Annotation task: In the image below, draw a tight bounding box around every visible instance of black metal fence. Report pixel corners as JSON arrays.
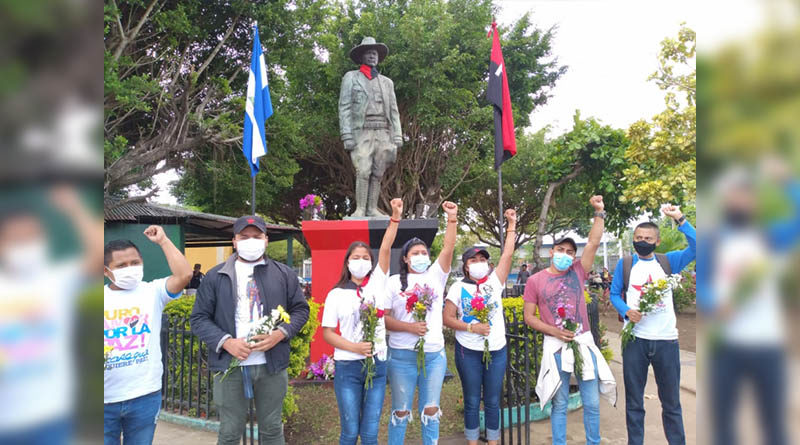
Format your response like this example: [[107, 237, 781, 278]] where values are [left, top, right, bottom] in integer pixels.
[[498, 308, 539, 445], [160, 314, 260, 445]]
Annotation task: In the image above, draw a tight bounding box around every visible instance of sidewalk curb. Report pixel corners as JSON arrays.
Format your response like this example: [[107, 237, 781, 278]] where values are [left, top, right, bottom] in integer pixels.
[[158, 412, 221, 433]]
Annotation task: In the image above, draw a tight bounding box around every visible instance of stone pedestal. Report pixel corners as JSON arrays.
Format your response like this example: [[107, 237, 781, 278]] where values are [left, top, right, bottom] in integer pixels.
[[302, 218, 440, 362]]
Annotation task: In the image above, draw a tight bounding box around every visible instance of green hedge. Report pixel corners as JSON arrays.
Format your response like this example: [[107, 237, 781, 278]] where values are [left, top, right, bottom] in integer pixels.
[[672, 268, 696, 313], [163, 295, 320, 421], [502, 297, 545, 378]]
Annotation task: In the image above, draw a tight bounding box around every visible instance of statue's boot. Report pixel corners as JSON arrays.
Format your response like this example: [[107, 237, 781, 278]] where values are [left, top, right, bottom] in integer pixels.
[[366, 176, 388, 217], [351, 176, 368, 217]]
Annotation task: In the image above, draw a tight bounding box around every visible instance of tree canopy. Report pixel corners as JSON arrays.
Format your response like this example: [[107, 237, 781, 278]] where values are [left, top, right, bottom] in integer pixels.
[[622, 24, 696, 212], [114, 0, 567, 222]]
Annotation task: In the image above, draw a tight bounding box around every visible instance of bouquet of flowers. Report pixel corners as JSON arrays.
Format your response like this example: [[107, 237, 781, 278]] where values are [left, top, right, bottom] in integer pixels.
[[557, 306, 584, 378], [299, 194, 323, 211], [620, 274, 683, 350], [406, 284, 436, 376], [220, 305, 291, 381], [306, 354, 335, 381], [359, 300, 385, 388], [299, 194, 324, 221], [467, 294, 499, 368]]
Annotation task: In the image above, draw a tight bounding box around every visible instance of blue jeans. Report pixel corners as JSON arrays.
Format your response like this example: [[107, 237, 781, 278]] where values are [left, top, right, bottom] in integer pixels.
[[623, 338, 685, 445], [711, 344, 787, 445], [333, 358, 387, 445], [387, 347, 447, 445], [454, 342, 507, 441], [0, 417, 73, 445], [103, 390, 162, 445], [551, 350, 601, 445]]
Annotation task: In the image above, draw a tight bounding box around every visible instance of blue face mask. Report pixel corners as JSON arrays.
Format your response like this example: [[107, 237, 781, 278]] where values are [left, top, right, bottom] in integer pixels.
[[552, 252, 573, 271], [409, 254, 431, 273]]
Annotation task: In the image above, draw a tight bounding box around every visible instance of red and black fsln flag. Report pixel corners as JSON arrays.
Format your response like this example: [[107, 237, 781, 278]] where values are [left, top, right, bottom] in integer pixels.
[[487, 22, 517, 170]]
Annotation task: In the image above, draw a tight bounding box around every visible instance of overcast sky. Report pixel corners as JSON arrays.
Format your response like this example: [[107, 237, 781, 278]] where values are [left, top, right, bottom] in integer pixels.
[[496, 0, 695, 137], [153, 0, 705, 205]]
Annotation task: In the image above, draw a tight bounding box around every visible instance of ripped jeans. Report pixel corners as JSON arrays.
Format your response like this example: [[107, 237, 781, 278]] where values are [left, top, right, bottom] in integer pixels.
[[387, 347, 447, 445]]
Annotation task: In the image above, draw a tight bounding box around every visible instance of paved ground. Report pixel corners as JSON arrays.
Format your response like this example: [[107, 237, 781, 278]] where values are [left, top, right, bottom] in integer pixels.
[[154, 330, 699, 445]]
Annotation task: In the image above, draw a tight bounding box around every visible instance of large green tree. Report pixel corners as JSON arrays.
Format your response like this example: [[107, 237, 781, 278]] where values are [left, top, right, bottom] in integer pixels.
[[104, 0, 331, 206], [171, 0, 566, 223], [462, 113, 638, 270]]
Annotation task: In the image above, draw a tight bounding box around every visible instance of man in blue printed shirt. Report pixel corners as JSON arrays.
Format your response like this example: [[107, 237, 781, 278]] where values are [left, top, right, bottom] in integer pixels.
[[610, 205, 695, 445]]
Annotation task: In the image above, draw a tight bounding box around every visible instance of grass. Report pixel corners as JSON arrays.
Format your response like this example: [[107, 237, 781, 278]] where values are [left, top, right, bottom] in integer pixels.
[[285, 341, 466, 444]]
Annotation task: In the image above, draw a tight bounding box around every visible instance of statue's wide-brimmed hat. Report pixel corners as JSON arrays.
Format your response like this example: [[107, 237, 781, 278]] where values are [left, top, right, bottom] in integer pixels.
[[349, 37, 388, 64]]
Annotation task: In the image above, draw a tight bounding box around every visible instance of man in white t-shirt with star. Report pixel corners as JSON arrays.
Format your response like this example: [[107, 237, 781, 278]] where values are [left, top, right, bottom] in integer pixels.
[[610, 205, 696, 445]]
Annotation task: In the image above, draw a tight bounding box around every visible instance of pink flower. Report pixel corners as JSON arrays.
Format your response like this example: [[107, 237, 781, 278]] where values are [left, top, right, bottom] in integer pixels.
[[557, 306, 566, 318], [471, 296, 485, 311]]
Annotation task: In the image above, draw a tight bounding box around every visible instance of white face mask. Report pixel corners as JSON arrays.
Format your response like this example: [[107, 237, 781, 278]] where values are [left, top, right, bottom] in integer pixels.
[[409, 254, 431, 273], [468, 261, 490, 280], [236, 238, 266, 261], [1, 239, 48, 276], [107, 265, 144, 290], [348, 258, 373, 279]]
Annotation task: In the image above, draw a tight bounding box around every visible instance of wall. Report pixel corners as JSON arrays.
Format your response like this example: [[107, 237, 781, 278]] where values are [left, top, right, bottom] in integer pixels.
[[185, 246, 233, 273], [104, 223, 184, 282]]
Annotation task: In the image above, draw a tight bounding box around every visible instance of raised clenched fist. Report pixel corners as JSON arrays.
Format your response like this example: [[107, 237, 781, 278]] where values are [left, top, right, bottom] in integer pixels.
[[143, 225, 167, 245], [661, 204, 683, 221], [390, 198, 403, 218], [504, 208, 517, 224], [442, 201, 458, 218], [589, 195, 604, 211]]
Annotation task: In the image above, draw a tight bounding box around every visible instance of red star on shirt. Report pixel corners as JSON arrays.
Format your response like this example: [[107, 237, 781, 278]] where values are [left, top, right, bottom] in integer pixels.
[[631, 275, 654, 297]]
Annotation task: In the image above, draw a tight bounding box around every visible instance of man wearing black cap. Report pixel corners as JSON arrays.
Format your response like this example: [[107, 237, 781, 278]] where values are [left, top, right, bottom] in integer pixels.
[[190, 215, 309, 445]]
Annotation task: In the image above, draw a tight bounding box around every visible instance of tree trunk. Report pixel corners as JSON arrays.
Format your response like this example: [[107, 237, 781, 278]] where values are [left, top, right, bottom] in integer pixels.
[[532, 164, 584, 270]]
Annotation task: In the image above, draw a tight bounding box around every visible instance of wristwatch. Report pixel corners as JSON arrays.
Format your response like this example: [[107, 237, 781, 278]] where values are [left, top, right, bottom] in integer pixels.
[[593, 211, 607, 219], [676, 215, 686, 225]]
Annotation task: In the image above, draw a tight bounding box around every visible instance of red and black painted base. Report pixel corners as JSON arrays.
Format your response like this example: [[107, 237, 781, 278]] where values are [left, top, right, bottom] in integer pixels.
[[302, 218, 440, 362]]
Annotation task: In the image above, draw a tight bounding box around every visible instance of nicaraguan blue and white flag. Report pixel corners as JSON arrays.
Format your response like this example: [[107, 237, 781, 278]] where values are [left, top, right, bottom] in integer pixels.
[[242, 26, 273, 177]]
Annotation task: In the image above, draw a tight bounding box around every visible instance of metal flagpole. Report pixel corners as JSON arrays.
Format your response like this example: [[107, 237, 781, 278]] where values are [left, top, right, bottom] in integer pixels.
[[251, 175, 256, 215], [498, 167, 504, 246], [250, 20, 259, 216]]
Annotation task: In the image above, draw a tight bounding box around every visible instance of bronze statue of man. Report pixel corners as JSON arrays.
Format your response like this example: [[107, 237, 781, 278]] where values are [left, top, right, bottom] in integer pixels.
[[339, 37, 402, 218]]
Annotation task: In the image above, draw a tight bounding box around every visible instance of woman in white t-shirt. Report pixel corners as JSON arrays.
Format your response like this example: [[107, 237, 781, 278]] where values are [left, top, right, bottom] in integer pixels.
[[443, 209, 517, 445], [321, 199, 403, 445], [384, 201, 459, 445]]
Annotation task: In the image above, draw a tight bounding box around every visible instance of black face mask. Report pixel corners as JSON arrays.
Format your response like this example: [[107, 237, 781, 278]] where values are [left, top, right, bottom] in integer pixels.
[[725, 209, 752, 228], [633, 241, 657, 256]]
